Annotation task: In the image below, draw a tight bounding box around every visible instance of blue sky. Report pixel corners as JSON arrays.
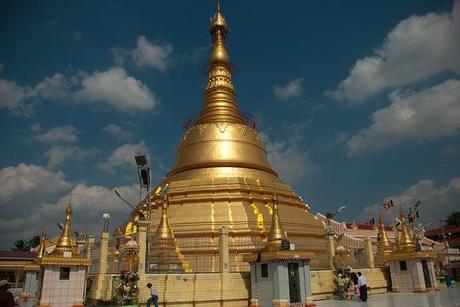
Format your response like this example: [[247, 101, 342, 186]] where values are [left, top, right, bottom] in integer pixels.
[[1, 0, 459, 249]]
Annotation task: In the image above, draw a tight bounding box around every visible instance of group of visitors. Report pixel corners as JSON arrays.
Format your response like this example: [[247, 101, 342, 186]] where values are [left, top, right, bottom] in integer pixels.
[[336, 270, 368, 302]]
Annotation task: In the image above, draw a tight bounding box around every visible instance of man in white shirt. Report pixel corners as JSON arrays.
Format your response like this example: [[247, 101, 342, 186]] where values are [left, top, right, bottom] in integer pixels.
[[146, 283, 159, 307], [357, 272, 367, 301]]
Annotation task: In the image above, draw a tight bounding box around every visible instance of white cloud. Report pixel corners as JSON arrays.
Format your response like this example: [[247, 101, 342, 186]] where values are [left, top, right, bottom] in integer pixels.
[[0, 163, 70, 204], [260, 130, 315, 183], [76, 67, 157, 111], [35, 125, 79, 143], [273, 77, 304, 101], [98, 141, 149, 173], [345, 79, 460, 156], [131, 36, 173, 71], [0, 179, 139, 249], [328, 2, 460, 103], [0, 79, 35, 116], [360, 177, 460, 226], [102, 124, 134, 140], [0, 67, 157, 114], [111, 36, 173, 71], [45, 145, 99, 169]]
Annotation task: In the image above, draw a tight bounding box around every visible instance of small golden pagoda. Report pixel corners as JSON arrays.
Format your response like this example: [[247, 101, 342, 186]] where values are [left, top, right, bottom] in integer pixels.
[[37, 203, 91, 307], [149, 196, 184, 272], [243, 194, 314, 307], [40, 203, 91, 266], [374, 214, 394, 267], [139, 0, 327, 273], [386, 209, 438, 292]]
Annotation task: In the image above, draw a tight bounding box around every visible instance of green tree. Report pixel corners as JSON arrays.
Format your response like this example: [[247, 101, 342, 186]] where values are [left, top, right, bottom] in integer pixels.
[[27, 235, 40, 248], [446, 211, 460, 227], [12, 239, 30, 251]]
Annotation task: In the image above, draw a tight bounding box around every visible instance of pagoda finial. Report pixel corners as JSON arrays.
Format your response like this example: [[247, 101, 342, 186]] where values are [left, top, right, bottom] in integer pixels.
[[398, 208, 416, 252], [266, 191, 287, 251], [155, 195, 175, 242], [377, 214, 393, 256], [196, 1, 245, 125], [52, 197, 76, 255], [37, 227, 47, 259]]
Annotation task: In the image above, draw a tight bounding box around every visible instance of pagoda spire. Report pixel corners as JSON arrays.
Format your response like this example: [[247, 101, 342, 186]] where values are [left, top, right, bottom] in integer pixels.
[[196, 0, 245, 125], [150, 195, 184, 272], [37, 228, 47, 259], [52, 198, 76, 255], [397, 208, 416, 252], [375, 214, 393, 266], [266, 193, 287, 251]]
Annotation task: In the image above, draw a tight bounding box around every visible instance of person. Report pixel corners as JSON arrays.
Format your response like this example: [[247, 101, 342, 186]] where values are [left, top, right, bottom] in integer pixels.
[[337, 273, 346, 300], [350, 272, 360, 299], [444, 271, 453, 288], [357, 272, 367, 302], [146, 283, 159, 307], [0, 280, 14, 307]]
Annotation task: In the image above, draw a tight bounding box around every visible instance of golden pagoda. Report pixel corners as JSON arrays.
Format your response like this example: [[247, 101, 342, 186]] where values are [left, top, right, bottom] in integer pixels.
[[149, 196, 184, 272], [132, 1, 328, 273], [397, 209, 416, 253], [374, 214, 393, 266], [41, 202, 91, 266]]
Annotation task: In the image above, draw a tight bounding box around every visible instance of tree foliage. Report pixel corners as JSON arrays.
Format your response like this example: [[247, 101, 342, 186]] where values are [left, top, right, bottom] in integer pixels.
[[445, 211, 460, 227], [11, 235, 41, 251]]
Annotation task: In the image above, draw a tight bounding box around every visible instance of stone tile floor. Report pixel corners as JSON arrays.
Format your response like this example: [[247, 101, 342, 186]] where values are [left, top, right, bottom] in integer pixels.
[[315, 287, 460, 307], [15, 287, 460, 306]]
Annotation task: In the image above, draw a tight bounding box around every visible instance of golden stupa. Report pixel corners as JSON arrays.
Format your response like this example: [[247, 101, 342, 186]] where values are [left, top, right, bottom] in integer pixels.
[[141, 2, 327, 272]]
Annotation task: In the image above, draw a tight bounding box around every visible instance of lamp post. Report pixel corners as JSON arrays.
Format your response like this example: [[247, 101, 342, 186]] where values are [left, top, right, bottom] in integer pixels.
[[135, 154, 151, 218]]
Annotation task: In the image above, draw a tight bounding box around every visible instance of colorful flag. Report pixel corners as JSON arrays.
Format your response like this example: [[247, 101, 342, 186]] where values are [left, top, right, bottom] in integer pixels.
[[368, 217, 375, 226], [382, 199, 394, 211]]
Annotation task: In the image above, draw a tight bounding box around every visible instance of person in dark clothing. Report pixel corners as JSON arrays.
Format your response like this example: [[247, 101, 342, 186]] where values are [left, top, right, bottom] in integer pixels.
[[357, 272, 368, 302], [0, 280, 14, 307]]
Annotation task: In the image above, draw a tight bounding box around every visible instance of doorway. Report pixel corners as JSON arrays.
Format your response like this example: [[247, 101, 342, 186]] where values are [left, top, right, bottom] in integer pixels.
[[421, 259, 432, 289], [288, 262, 301, 303]]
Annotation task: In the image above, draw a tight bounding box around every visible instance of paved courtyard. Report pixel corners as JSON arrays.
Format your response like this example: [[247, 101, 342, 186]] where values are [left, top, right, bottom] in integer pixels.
[[315, 287, 460, 307], [14, 286, 459, 306]]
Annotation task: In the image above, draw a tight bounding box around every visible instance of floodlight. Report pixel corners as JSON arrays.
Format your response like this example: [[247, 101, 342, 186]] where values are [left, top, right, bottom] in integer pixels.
[[135, 154, 148, 166]]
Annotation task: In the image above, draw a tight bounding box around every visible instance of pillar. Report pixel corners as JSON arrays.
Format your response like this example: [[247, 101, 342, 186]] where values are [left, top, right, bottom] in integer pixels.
[[219, 226, 229, 273], [328, 235, 335, 270], [364, 236, 374, 268], [135, 219, 149, 274], [94, 232, 109, 300]]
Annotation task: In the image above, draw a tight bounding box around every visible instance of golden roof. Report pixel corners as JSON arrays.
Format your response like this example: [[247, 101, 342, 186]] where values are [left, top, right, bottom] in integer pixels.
[[166, 1, 277, 181]]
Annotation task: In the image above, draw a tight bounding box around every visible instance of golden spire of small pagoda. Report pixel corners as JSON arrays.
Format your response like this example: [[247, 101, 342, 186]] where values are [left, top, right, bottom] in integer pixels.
[[52, 198, 76, 255], [150, 195, 184, 271], [37, 228, 47, 259], [196, 0, 245, 125], [266, 193, 287, 251], [155, 195, 175, 243], [377, 214, 393, 257], [397, 208, 416, 252]]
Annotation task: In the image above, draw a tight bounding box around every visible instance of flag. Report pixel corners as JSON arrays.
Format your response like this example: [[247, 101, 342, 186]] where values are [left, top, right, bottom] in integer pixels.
[[368, 217, 375, 226], [382, 199, 394, 211], [408, 207, 414, 223]]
